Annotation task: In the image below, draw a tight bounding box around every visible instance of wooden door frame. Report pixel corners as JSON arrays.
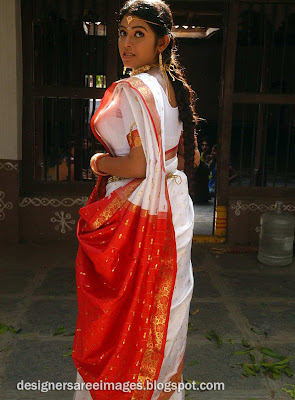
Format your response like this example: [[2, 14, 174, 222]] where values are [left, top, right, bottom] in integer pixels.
[[193, 0, 239, 243]]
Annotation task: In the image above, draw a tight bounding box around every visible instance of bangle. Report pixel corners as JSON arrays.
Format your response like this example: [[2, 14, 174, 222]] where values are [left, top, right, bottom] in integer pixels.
[[90, 153, 110, 176]]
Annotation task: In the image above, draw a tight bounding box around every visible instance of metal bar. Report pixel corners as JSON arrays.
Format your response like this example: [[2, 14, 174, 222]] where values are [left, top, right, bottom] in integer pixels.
[[92, 0, 96, 89], [67, 0, 73, 180], [81, 0, 85, 87], [50, 98, 55, 180], [21, 181, 98, 195], [249, 105, 258, 186], [32, 86, 106, 98], [34, 97, 44, 180], [272, 104, 280, 187], [54, 0, 58, 86], [68, 98, 73, 181], [56, 97, 60, 181], [283, 105, 292, 187], [106, 0, 119, 87], [279, 5, 289, 94], [239, 104, 246, 186], [86, 3, 90, 89], [256, 4, 264, 92], [44, 97, 48, 181], [273, 5, 289, 186], [261, 103, 269, 187], [103, 6, 107, 87], [254, 3, 272, 186]]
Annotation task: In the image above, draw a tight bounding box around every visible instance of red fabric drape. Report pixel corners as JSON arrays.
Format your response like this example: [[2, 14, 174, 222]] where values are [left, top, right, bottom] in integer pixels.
[[72, 77, 178, 400]]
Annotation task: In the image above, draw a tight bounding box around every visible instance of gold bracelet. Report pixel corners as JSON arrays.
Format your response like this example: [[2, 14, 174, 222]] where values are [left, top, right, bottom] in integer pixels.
[[91, 153, 110, 176]]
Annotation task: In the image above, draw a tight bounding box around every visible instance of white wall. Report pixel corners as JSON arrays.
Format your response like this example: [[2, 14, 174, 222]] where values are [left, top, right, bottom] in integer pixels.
[[0, 0, 22, 160]]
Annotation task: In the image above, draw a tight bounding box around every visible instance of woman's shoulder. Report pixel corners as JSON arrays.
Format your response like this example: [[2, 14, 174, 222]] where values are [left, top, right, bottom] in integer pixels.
[[113, 74, 164, 113], [115, 72, 154, 86], [115, 73, 158, 99]]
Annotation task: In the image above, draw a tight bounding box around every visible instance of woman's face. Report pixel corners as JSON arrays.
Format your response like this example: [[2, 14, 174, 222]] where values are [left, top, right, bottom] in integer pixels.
[[118, 14, 159, 69]]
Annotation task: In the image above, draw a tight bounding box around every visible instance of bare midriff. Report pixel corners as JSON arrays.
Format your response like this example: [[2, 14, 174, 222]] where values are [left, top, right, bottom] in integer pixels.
[[165, 145, 180, 162]]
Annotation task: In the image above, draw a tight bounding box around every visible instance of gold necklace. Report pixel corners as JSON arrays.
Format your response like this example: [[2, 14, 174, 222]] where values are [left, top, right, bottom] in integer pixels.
[[130, 63, 159, 77], [130, 63, 173, 107]]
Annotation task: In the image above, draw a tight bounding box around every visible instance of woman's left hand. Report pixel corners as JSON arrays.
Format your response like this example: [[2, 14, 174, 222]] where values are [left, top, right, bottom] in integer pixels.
[[90, 152, 110, 175]]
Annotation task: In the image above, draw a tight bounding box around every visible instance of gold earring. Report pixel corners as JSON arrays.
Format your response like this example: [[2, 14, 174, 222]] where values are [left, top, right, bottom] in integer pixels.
[[123, 66, 127, 75], [159, 52, 165, 77]]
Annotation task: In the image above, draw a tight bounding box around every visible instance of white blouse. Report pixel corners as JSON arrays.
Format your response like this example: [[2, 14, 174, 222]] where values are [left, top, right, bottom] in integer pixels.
[[95, 75, 183, 158]]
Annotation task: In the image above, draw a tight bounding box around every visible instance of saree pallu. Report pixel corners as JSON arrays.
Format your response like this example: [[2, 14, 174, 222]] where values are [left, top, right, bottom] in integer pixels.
[[72, 73, 194, 400]]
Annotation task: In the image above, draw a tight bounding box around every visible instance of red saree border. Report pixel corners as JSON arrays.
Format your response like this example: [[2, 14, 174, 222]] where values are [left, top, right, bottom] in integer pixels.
[[73, 75, 178, 400], [158, 354, 185, 400], [122, 77, 177, 400]]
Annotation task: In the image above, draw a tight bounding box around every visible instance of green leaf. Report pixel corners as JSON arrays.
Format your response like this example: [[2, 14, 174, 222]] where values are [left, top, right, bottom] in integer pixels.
[[0, 324, 8, 335], [62, 351, 72, 357], [184, 378, 202, 385], [249, 353, 256, 363], [252, 364, 261, 373], [209, 330, 223, 347], [281, 388, 295, 398], [63, 332, 75, 336], [261, 358, 294, 369], [272, 368, 281, 379], [53, 325, 66, 336], [250, 327, 259, 334], [8, 326, 22, 334], [206, 334, 213, 341], [264, 331, 268, 338], [187, 361, 199, 366], [275, 357, 294, 365], [242, 364, 256, 376], [260, 347, 284, 359], [188, 323, 196, 331], [232, 348, 255, 355], [281, 384, 295, 398], [283, 366, 293, 377], [242, 338, 250, 347], [226, 338, 234, 344]]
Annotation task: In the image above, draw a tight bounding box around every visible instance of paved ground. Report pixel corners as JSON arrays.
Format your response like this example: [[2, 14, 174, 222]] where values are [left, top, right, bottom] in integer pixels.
[[0, 240, 294, 400]]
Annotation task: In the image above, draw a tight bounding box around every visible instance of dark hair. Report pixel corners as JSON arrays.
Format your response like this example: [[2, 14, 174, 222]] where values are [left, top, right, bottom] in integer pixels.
[[118, 0, 204, 197], [201, 136, 210, 145]]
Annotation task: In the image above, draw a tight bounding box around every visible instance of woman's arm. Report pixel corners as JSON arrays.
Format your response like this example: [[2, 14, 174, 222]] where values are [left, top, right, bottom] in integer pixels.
[[94, 145, 147, 179], [177, 132, 200, 169]]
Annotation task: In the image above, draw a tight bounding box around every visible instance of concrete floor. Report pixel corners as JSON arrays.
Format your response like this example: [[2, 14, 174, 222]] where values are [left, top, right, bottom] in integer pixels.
[[0, 241, 294, 400]]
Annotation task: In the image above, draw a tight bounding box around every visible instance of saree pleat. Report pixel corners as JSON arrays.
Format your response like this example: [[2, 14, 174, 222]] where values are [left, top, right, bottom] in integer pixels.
[[72, 74, 194, 400]]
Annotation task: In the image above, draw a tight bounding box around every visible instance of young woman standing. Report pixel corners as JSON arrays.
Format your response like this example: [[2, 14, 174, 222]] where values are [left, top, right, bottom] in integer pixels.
[[72, 1, 200, 399]]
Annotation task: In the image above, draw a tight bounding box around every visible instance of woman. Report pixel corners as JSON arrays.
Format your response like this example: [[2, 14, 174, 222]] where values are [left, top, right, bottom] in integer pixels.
[[72, 1, 200, 399]]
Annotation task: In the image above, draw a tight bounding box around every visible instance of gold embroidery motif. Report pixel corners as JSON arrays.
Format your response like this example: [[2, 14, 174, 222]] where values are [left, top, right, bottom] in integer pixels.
[[127, 125, 142, 149], [109, 77, 177, 400], [88, 180, 141, 230]]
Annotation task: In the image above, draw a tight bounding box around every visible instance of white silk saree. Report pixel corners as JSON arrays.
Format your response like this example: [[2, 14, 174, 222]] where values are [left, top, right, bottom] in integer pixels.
[[72, 72, 194, 400]]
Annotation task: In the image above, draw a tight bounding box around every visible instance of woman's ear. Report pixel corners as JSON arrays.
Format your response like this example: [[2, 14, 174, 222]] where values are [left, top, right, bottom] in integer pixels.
[[157, 35, 170, 53]]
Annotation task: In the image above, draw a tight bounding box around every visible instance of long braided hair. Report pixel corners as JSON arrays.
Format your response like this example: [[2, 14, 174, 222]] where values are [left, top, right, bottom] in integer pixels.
[[118, 0, 203, 198]]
